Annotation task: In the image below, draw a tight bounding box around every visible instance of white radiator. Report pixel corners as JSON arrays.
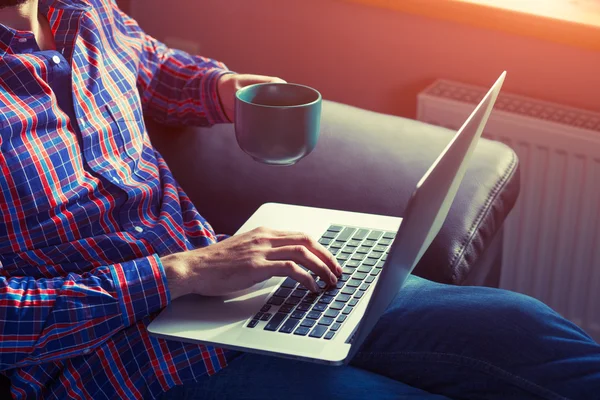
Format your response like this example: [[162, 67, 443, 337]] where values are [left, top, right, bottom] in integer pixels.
[[417, 79, 600, 341]]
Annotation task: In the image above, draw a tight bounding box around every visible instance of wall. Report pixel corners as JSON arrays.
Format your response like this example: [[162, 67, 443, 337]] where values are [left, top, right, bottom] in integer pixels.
[[129, 0, 600, 119]]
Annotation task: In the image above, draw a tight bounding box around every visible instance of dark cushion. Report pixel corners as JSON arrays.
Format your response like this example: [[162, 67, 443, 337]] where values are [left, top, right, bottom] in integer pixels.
[[147, 100, 519, 285]]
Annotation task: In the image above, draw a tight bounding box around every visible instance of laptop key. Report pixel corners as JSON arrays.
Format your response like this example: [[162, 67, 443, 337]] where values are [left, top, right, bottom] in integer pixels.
[[316, 280, 328, 289], [324, 331, 336, 340], [342, 306, 353, 315], [360, 283, 370, 291], [367, 230, 383, 241], [300, 319, 317, 328], [342, 266, 355, 274], [264, 313, 288, 331], [307, 311, 322, 320], [382, 231, 396, 239], [330, 248, 341, 256], [294, 326, 311, 336], [274, 288, 292, 298], [374, 245, 388, 253], [336, 294, 351, 303], [313, 303, 327, 312], [349, 298, 359, 307], [375, 261, 385, 269], [367, 252, 382, 260], [260, 313, 272, 321], [329, 242, 343, 249], [279, 304, 294, 313], [347, 239, 362, 247], [267, 297, 285, 306], [330, 301, 345, 310], [285, 297, 301, 306], [378, 238, 393, 246], [280, 277, 297, 289], [341, 286, 356, 295], [351, 253, 366, 261], [354, 291, 365, 299], [327, 225, 343, 233], [344, 261, 360, 269], [339, 273, 351, 282], [357, 264, 372, 273], [260, 305, 271, 313], [330, 322, 341, 331], [347, 279, 362, 287], [352, 229, 369, 240], [318, 238, 332, 246], [363, 259, 377, 267], [336, 314, 347, 323], [291, 310, 306, 319], [381, 254, 388, 261], [291, 289, 308, 298], [363, 240, 377, 247], [297, 303, 312, 312], [336, 281, 345, 289], [318, 317, 335, 326], [353, 272, 367, 280], [341, 246, 354, 254], [355, 246, 369, 254], [322, 231, 337, 239], [318, 295, 335, 304], [365, 276, 375, 284], [336, 253, 350, 261], [325, 288, 340, 296], [337, 227, 357, 242], [254, 312, 264, 320], [247, 319, 259, 328], [279, 318, 300, 334], [370, 269, 381, 276], [309, 325, 328, 338], [304, 293, 319, 303], [324, 308, 340, 318]]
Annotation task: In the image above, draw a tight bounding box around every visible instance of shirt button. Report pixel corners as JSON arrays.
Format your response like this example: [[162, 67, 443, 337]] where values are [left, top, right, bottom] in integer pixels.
[[83, 348, 91, 355], [52, 55, 61, 64], [134, 226, 144, 233], [18, 38, 27, 43]]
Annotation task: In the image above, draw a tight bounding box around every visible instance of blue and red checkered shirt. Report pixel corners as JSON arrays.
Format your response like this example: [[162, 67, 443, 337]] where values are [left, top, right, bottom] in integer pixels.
[[0, 0, 234, 398]]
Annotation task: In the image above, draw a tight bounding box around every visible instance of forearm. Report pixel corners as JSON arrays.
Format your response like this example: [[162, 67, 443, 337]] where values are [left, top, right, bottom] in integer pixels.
[[136, 37, 234, 126], [0, 255, 168, 370]]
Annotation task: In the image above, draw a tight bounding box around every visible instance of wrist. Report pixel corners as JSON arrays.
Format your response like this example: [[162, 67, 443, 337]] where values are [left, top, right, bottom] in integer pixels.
[[161, 253, 190, 301]]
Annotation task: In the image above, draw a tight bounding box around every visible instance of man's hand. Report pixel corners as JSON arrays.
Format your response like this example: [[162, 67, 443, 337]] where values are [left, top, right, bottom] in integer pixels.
[[161, 227, 342, 300], [217, 74, 286, 122]]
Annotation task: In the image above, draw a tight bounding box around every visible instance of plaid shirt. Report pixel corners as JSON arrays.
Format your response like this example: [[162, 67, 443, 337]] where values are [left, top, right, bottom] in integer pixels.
[[0, 0, 234, 398]]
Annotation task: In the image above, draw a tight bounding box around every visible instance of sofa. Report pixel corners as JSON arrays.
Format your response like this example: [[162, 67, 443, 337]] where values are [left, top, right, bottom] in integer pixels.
[[148, 100, 520, 287], [0, 100, 519, 396]]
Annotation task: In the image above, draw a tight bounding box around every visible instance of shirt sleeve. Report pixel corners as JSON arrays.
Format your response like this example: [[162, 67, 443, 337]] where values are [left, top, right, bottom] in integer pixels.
[[110, 2, 234, 126], [0, 255, 170, 371]]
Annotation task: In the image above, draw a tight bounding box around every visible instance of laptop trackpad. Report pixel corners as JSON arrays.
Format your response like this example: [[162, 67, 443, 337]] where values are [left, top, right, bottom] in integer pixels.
[[156, 280, 275, 337]]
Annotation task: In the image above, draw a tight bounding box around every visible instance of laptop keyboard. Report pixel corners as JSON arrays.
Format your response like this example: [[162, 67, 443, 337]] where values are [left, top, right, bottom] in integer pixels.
[[245, 225, 395, 340]]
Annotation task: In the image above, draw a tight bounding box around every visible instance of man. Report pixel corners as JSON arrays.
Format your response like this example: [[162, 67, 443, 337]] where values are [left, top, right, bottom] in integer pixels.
[[0, 0, 599, 399]]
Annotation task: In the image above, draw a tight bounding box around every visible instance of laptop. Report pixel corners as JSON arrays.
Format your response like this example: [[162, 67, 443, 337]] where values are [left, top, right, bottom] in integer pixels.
[[147, 72, 507, 365]]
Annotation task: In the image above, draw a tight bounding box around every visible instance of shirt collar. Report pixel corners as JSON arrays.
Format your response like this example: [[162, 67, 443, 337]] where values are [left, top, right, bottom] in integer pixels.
[[0, 0, 91, 58]]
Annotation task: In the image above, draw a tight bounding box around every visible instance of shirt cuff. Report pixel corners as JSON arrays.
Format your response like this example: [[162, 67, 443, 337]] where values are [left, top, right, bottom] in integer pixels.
[[202, 68, 236, 125], [110, 254, 171, 328]]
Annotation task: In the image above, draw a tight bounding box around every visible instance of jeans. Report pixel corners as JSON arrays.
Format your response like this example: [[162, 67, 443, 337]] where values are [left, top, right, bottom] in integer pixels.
[[162, 276, 600, 399]]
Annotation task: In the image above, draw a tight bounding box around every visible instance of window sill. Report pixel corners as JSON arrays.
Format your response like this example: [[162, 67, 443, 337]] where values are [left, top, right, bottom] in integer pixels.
[[345, 0, 600, 52]]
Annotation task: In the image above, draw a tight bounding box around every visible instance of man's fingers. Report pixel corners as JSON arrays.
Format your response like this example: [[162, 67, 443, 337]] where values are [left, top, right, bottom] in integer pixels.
[[270, 261, 318, 292], [267, 245, 337, 285], [268, 231, 342, 276]]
